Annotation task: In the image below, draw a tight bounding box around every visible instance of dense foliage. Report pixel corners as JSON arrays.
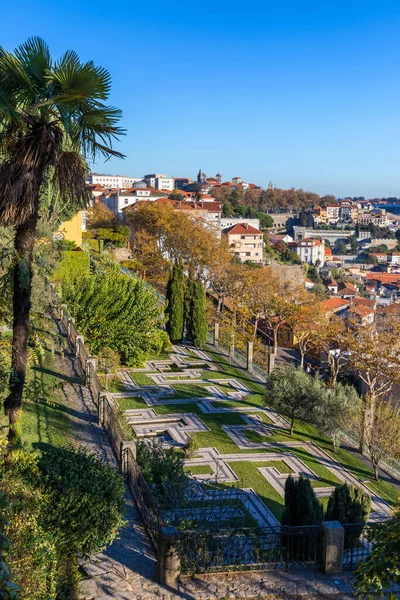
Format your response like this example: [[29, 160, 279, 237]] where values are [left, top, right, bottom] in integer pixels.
[[265, 365, 326, 435], [136, 438, 189, 509], [326, 483, 371, 549], [187, 280, 208, 348], [51, 250, 90, 284], [282, 475, 324, 526], [38, 445, 125, 555], [0, 492, 20, 600], [4, 447, 125, 600], [62, 269, 169, 365], [165, 265, 185, 344], [354, 502, 400, 598]]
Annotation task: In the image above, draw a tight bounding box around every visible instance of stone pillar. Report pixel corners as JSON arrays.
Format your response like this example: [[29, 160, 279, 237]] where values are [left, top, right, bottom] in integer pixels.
[[322, 521, 344, 575], [121, 440, 137, 473], [267, 352, 275, 374], [214, 322, 220, 347], [157, 526, 180, 588], [85, 358, 96, 387], [247, 341, 253, 372], [75, 335, 84, 359]]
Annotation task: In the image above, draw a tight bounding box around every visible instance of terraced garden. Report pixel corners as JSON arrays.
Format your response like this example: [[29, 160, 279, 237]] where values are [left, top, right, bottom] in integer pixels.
[[113, 344, 398, 526]]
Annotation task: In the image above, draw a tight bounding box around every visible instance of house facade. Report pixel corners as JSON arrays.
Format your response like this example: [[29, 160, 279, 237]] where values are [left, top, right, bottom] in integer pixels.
[[222, 223, 264, 264]]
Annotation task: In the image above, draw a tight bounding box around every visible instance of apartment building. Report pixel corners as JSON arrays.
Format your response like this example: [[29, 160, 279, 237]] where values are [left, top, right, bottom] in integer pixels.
[[292, 239, 325, 265], [222, 223, 264, 264], [88, 173, 141, 188]]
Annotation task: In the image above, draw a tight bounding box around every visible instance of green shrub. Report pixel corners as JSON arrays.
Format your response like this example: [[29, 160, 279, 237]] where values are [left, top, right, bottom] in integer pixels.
[[51, 250, 90, 284], [62, 270, 169, 366], [38, 445, 125, 556], [3, 451, 58, 600], [185, 433, 199, 458], [326, 483, 372, 549], [137, 438, 188, 509], [282, 475, 324, 526]]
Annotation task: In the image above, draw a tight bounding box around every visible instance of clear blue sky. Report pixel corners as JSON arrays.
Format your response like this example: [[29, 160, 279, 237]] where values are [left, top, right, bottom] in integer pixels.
[[4, 0, 400, 198]]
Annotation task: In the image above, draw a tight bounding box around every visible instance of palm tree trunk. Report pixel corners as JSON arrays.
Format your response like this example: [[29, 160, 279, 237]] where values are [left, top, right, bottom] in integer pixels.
[[4, 213, 37, 449]]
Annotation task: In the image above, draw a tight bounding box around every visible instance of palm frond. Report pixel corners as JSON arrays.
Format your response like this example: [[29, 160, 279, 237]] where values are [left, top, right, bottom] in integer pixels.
[[49, 52, 112, 101], [14, 37, 51, 87], [52, 150, 91, 209]]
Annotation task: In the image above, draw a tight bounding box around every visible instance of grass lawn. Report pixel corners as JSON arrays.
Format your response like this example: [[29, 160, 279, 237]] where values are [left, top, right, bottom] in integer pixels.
[[98, 374, 126, 393], [184, 464, 214, 475], [117, 396, 148, 411], [0, 344, 72, 450], [171, 383, 210, 399], [130, 372, 157, 386]]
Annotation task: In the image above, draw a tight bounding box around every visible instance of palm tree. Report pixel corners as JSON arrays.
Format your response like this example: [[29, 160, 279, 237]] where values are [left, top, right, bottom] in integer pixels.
[[0, 37, 124, 448]]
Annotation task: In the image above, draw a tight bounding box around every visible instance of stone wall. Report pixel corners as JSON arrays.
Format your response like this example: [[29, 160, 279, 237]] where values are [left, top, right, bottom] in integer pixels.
[[270, 261, 305, 290]]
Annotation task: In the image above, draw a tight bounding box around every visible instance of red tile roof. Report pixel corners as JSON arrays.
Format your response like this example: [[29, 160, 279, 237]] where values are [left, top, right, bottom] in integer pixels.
[[222, 223, 263, 235], [320, 297, 349, 311]]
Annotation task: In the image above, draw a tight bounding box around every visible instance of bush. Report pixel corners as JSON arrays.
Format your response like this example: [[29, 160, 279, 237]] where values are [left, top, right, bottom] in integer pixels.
[[3, 451, 58, 600], [185, 433, 199, 458], [38, 445, 125, 555], [165, 265, 185, 344], [282, 475, 324, 526], [51, 250, 90, 284], [136, 438, 188, 509], [62, 270, 169, 366], [326, 483, 371, 549]]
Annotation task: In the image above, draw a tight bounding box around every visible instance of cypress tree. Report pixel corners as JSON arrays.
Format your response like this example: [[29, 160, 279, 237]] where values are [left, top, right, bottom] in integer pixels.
[[326, 483, 371, 548], [184, 272, 195, 339], [188, 280, 208, 348], [282, 475, 324, 526], [165, 265, 185, 343]]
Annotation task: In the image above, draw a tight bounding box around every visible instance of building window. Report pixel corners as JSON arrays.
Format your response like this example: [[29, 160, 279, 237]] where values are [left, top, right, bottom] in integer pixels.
[[124, 199, 129, 205]]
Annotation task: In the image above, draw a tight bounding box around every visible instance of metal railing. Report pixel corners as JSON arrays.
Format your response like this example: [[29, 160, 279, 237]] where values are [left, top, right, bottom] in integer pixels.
[[180, 525, 323, 574], [342, 522, 383, 570], [125, 446, 166, 546]]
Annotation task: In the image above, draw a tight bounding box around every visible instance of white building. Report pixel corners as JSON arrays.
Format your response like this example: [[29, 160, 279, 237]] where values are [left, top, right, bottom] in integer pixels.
[[220, 217, 260, 230], [88, 173, 142, 189], [292, 239, 325, 265], [101, 189, 168, 216], [144, 173, 175, 191]]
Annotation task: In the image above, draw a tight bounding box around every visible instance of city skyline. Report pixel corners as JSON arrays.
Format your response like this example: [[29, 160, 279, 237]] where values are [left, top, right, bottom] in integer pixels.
[[4, 0, 400, 197]]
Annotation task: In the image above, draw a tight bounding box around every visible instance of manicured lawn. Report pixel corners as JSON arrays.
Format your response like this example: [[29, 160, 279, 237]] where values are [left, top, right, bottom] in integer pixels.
[[98, 374, 126, 393], [117, 396, 148, 411], [116, 343, 400, 518], [130, 372, 157, 386], [171, 384, 210, 399], [184, 464, 214, 475]]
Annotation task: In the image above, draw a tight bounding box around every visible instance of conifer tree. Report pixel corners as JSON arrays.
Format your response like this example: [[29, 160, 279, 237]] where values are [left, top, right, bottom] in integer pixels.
[[188, 280, 208, 348], [326, 483, 371, 548], [165, 265, 185, 343], [282, 475, 324, 526], [184, 271, 195, 339]]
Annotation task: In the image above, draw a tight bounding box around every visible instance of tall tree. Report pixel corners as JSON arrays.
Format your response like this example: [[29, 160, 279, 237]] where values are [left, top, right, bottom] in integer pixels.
[[0, 38, 124, 447], [346, 317, 400, 453], [165, 265, 185, 344], [282, 475, 324, 526], [265, 365, 325, 435], [188, 280, 208, 348], [314, 382, 360, 452], [363, 400, 400, 481]]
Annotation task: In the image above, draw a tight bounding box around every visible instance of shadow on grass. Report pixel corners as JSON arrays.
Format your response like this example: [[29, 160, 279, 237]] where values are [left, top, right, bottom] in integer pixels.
[[32, 365, 83, 385]]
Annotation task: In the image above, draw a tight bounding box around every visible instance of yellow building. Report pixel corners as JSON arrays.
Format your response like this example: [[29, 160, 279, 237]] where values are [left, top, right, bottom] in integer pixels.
[[55, 211, 85, 246]]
